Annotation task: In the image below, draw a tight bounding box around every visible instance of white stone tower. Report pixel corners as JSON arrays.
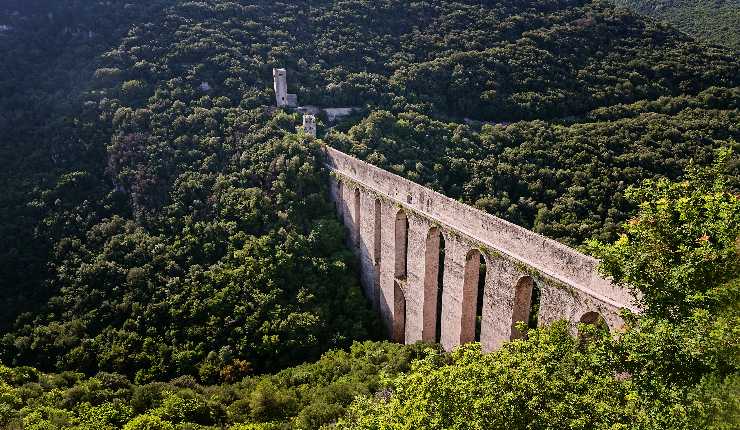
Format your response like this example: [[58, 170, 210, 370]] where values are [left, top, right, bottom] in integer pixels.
[[303, 114, 317, 137], [273, 68, 298, 107], [273, 68, 288, 107]]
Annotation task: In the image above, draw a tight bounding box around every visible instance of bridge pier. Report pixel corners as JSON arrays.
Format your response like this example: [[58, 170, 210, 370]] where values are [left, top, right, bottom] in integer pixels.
[[400, 215, 431, 343], [439, 236, 473, 350], [478, 255, 532, 351]]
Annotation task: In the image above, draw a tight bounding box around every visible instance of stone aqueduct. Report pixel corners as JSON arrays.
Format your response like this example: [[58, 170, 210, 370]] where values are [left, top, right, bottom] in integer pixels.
[[323, 145, 638, 351]]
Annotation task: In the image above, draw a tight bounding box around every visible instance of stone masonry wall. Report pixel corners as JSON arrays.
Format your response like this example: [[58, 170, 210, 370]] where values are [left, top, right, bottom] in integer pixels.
[[324, 145, 638, 351]]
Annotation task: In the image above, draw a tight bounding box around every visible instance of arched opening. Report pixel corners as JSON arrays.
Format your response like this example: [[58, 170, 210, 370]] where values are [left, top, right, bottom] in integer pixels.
[[510, 276, 534, 340], [435, 233, 446, 343], [423, 227, 441, 342], [578, 311, 609, 340], [474, 254, 487, 342], [528, 282, 541, 330], [394, 210, 408, 279], [460, 249, 481, 344], [393, 281, 406, 343], [373, 199, 382, 264], [353, 188, 361, 248], [336, 181, 343, 216]]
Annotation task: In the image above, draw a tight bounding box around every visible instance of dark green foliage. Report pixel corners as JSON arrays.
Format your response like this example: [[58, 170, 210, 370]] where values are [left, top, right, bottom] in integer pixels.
[[612, 0, 740, 50], [589, 148, 740, 319], [2, 119, 381, 381], [0, 341, 432, 429]]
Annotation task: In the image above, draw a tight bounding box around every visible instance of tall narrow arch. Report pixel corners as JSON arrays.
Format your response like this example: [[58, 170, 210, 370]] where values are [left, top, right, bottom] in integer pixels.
[[393, 281, 406, 343], [528, 282, 541, 330], [353, 188, 361, 247], [422, 227, 441, 342], [435, 233, 446, 343], [460, 249, 481, 344], [474, 254, 486, 342], [394, 210, 408, 279], [510, 276, 534, 340], [373, 199, 382, 264]]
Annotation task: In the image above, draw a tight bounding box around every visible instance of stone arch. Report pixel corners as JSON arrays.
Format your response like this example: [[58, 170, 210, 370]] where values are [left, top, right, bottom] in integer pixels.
[[435, 231, 446, 343], [578, 311, 610, 342], [422, 227, 441, 342], [353, 187, 361, 247], [474, 253, 487, 342], [460, 249, 482, 344], [394, 210, 409, 279], [373, 199, 382, 264], [579, 311, 609, 331], [510, 276, 534, 340], [393, 280, 406, 343]]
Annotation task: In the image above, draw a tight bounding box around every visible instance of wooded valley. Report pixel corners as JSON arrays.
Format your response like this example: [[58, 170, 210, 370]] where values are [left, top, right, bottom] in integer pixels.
[[0, 1, 737, 428]]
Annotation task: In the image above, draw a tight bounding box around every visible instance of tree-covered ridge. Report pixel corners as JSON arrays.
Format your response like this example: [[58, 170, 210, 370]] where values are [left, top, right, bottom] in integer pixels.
[[93, 0, 739, 122], [0, 0, 737, 422], [0, 1, 738, 429], [0, 0, 174, 332], [3, 110, 380, 383], [612, 0, 740, 50]]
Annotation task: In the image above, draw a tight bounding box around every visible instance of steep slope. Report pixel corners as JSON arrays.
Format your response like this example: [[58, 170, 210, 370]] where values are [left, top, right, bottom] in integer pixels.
[[611, 0, 740, 50], [0, 1, 738, 429], [0, 0, 737, 388]]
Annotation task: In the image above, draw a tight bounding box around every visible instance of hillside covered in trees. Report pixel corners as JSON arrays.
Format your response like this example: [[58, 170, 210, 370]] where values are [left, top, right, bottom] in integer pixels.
[[612, 0, 740, 50], [0, 0, 738, 429]]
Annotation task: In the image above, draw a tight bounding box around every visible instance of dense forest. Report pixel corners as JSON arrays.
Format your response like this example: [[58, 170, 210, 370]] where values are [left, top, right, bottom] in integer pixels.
[[612, 0, 740, 50], [0, 0, 738, 428]]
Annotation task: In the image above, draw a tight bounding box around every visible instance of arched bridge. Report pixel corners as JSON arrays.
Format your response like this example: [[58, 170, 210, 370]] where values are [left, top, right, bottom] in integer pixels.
[[324, 145, 638, 351]]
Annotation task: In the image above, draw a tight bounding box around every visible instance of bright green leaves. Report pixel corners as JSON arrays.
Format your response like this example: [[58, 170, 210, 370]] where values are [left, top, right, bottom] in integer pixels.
[[590, 148, 740, 320], [0, 341, 428, 429], [337, 325, 644, 430]]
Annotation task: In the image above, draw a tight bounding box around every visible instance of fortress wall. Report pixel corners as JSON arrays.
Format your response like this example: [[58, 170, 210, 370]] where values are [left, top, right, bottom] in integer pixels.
[[323, 146, 637, 313]]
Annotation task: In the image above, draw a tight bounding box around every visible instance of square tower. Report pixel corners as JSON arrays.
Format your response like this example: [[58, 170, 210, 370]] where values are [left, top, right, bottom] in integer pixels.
[[273, 68, 289, 107]]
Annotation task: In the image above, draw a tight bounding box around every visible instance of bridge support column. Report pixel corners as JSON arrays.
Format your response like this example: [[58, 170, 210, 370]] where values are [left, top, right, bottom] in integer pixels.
[[400, 216, 433, 343], [479, 256, 532, 352], [377, 199, 400, 338], [357, 189, 381, 311], [440, 236, 473, 351]]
